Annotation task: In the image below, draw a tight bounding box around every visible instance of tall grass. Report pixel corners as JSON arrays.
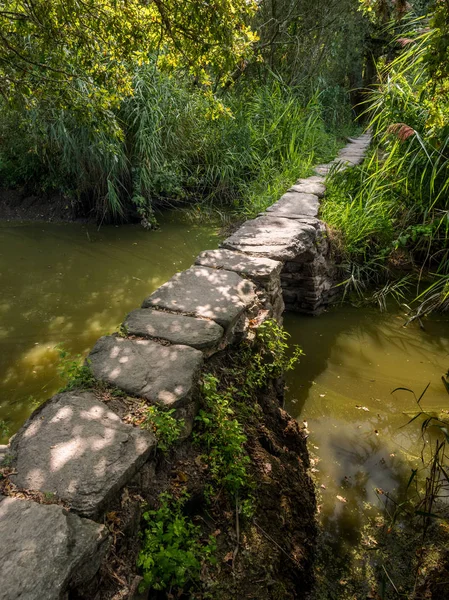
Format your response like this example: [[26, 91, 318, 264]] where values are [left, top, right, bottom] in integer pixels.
[[0, 65, 355, 223], [321, 17, 449, 314]]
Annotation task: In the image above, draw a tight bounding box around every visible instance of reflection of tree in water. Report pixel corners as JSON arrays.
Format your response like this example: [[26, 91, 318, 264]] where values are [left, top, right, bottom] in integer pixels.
[[0, 218, 219, 439]]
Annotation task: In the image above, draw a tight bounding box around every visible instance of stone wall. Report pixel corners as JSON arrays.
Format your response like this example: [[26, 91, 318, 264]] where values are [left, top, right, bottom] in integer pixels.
[[0, 134, 370, 600]]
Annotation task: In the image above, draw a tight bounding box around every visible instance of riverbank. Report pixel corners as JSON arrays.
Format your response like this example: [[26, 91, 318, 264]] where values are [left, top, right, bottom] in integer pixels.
[[0, 134, 368, 599], [70, 372, 317, 600], [0, 188, 80, 222]]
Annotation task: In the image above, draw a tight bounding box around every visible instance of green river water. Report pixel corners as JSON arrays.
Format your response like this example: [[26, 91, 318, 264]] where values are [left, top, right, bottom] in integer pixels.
[[284, 306, 449, 584], [0, 215, 220, 441], [1, 218, 449, 589]]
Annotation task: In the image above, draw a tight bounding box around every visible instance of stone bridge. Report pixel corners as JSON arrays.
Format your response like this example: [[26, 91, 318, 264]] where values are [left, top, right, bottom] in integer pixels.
[[0, 134, 371, 600]]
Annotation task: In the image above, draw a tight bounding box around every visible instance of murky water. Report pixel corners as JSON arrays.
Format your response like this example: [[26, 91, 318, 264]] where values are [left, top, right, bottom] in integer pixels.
[[284, 305, 449, 557], [0, 215, 220, 442]]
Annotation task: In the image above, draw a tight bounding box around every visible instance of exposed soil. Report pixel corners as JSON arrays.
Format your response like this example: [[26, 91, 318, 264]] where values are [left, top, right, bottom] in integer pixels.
[[72, 378, 317, 600], [0, 187, 80, 222]]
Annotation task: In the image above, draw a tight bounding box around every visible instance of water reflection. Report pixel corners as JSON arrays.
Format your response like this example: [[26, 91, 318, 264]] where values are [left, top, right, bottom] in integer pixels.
[[0, 215, 220, 440], [284, 305, 449, 552]]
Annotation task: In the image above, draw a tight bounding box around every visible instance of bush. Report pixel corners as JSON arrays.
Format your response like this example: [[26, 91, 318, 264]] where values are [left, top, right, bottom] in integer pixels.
[[137, 491, 216, 592], [0, 67, 354, 222]]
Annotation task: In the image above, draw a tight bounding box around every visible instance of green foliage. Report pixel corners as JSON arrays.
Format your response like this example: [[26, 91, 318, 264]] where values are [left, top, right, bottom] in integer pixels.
[[137, 491, 216, 593], [195, 375, 251, 496], [0, 71, 354, 221], [245, 319, 304, 388], [141, 406, 184, 453], [195, 320, 302, 502], [0, 0, 257, 109], [56, 348, 97, 392], [321, 9, 449, 312], [0, 420, 9, 442]]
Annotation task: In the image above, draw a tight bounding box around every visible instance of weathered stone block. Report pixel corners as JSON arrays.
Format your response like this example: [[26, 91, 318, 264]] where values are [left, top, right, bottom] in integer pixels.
[[124, 309, 224, 353], [266, 191, 320, 218], [10, 391, 156, 518], [142, 266, 256, 330], [195, 249, 282, 289], [314, 164, 333, 176], [296, 176, 325, 185], [222, 216, 317, 262], [288, 182, 326, 197], [0, 445, 8, 466], [89, 336, 203, 408], [0, 496, 109, 600]]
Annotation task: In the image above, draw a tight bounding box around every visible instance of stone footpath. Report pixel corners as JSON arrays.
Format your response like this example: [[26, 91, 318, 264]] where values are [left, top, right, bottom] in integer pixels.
[[0, 133, 370, 600]]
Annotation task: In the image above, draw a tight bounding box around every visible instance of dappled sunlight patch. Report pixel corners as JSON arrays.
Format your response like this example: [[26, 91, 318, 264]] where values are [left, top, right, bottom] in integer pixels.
[[89, 335, 203, 408], [48, 315, 75, 334], [9, 391, 156, 518], [142, 266, 256, 329]]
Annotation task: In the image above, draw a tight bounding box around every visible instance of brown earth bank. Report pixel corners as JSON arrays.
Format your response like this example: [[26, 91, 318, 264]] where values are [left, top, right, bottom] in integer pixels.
[[0, 187, 80, 222], [72, 378, 317, 600]]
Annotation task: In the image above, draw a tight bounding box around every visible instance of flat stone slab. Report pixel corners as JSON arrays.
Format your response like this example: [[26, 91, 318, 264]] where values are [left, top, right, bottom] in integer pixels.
[[195, 249, 282, 288], [314, 164, 333, 176], [124, 308, 224, 351], [334, 155, 364, 165], [296, 176, 325, 184], [142, 266, 256, 329], [89, 336, 203, 408], [338, 149, 365, 158], [288, 182, 326, 197], [348, 135, 371, 145], [0, 445, 8, 466], [266, 191, 320, 218], [10, 391, 156, 518], [0, 496, 108, 600], [222, 215, 317, 262]]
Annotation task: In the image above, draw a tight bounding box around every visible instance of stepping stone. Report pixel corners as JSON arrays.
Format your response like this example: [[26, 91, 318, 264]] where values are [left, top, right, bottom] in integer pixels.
[[124, 309, 224, 351], [296, 176, 325, 184], [10, 391, 156, 518], [89, 336, 203, 408], [195, 249, 282, 290], [0, 496, 109, 600], [288, 182, 326, 197], [222, 215, 317, 262], [266, 192, 320, 218], [142, 266, 256, 330], [334, 155, 364, 165], [314, 164, 333, 176], [0, 445, 8, 466], [339, 147, 366, 155]]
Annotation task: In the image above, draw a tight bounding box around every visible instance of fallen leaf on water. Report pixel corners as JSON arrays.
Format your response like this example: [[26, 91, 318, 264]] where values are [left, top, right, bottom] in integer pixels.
[[336, 495, 347, 503]]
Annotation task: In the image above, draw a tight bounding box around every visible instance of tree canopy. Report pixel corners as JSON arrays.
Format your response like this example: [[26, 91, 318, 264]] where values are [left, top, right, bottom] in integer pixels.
[[0, 0, 258, 110]]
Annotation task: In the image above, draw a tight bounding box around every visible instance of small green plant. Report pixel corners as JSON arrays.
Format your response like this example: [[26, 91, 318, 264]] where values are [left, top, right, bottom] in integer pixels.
[[195, 374, 251, 496], [116, 323, 129, 338], [142, 406, 184, 452], [56, 347, 97, 392], [137, 491, 216, 592], [0, 420, 9, 441], [250, 319, 304, 386], [228, 320, 303, 400]]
